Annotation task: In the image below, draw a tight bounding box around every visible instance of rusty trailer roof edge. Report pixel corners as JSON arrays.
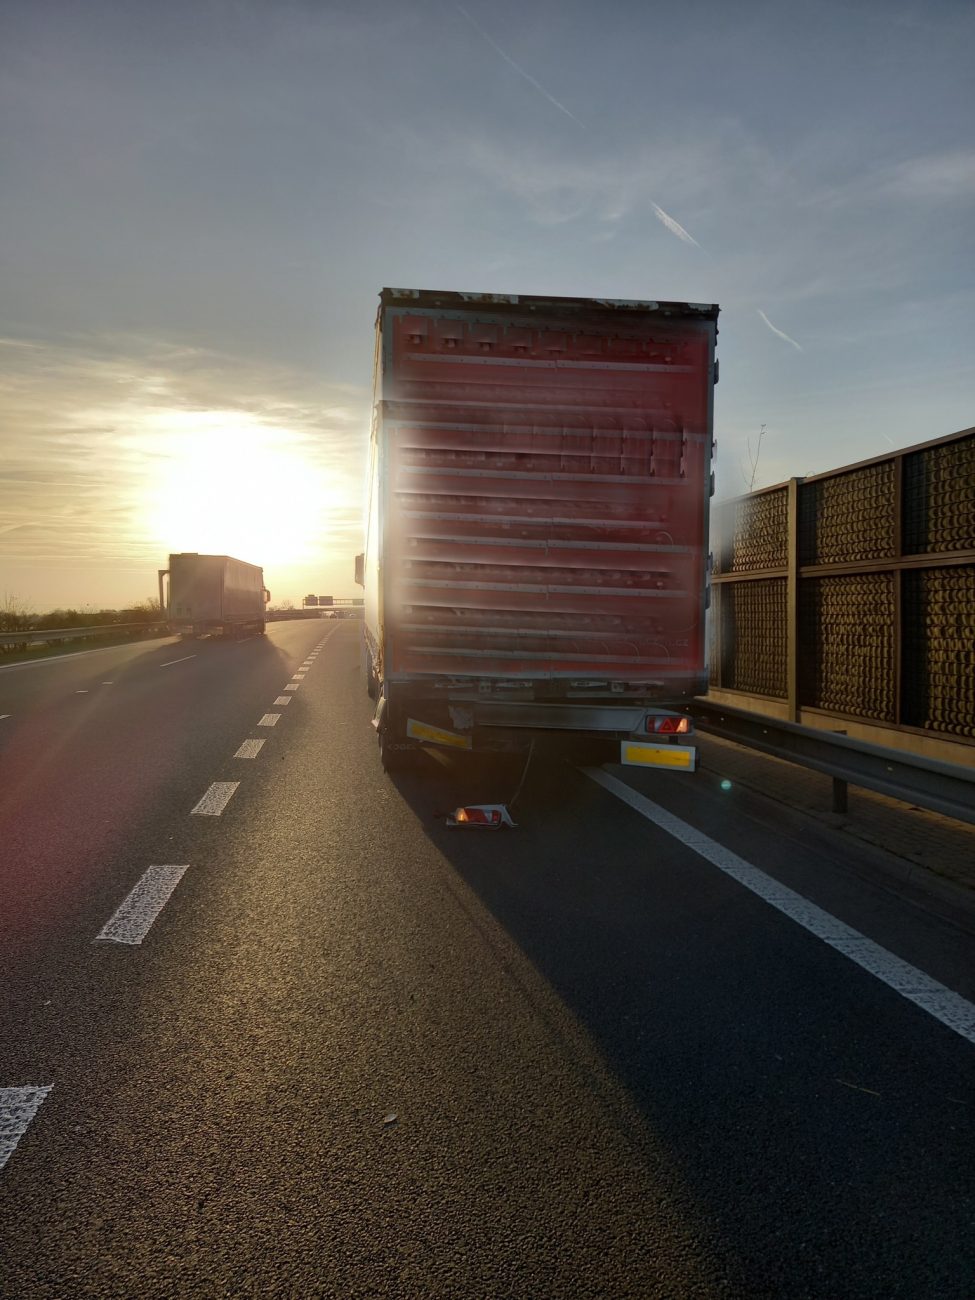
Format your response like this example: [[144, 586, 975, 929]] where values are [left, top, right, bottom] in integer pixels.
[[380, 287, 719, 320]]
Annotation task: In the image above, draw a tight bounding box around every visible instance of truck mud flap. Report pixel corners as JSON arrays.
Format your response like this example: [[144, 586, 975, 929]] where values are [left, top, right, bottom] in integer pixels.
[[620, 741, 697, 771], [406, 718, 472, 751]]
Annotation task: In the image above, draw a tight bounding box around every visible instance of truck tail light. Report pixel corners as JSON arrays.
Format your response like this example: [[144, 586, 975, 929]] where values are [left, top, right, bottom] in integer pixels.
[[644, 714, 691, 735]]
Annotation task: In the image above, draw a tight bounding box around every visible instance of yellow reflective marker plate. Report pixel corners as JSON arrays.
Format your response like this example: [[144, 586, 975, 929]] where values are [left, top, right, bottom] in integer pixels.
[[407, 718, 472, 750], [621, 742, 696, 771]]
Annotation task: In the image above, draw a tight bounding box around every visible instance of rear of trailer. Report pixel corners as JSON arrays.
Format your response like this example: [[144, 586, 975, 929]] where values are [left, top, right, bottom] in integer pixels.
[[363, 289, 719, 771], [160, 553, 269, 638]]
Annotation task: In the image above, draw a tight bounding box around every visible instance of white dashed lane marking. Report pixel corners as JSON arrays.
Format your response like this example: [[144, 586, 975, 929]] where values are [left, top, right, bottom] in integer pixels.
[[191, 782, 240, 816], [159, 655, 197, 668], [585, 768, 975, 1047], [258, 713, 280, 727], [0, 1086, 52, 1173], [274, 696, 291, 705], [94, 865, 189, 944], [234, 739, 266, 758], [75, 690, 88, 694], [284, 684, 299, 692], [0, 714, 10, 720]]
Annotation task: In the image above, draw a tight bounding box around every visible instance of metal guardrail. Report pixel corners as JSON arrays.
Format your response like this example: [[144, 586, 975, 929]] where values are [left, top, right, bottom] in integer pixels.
[[0, 623, 167, 647], [691, 700, 975, 828]]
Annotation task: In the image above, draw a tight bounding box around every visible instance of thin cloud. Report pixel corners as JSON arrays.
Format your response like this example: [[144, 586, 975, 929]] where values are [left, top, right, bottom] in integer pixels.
[[0, 337, 41, 351], [757, 309, 803, 352], [803, 149, 975, 211], [457, 135, 719, 243], [649, 202, 700, 247], [456, 5, 586, 129], [883, 150, 975, 199]]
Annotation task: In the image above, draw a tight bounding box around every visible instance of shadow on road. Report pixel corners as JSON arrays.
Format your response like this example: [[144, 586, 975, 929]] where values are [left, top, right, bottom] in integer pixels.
[[383, 743, 975, 1297]]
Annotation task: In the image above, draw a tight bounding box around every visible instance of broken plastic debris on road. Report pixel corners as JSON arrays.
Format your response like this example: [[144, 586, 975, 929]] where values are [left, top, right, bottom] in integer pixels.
[[445, 804, 517, 830]]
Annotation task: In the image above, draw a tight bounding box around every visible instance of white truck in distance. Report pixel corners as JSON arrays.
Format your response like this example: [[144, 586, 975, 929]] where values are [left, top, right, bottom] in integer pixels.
[[159, 553, 270, 638]]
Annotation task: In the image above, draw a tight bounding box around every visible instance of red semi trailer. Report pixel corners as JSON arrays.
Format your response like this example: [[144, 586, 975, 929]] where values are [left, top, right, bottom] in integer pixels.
[[361, 288, 719, 772]]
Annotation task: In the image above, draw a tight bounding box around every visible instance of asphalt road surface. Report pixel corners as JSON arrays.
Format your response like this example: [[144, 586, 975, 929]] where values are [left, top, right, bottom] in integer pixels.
[[1, 621, 973, 1298]]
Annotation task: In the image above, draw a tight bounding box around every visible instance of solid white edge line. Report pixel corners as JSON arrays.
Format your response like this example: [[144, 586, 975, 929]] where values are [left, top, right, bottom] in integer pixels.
[[0, 1086, 53, 1172], [190, 782, 240, 816], [234, 739, 266, 758], [94, 864, 190, 944], [257, 713, 280, 726], [583, 767, 975, 1047], [0, 639, 173, 673], [159, 655, 197, 668]]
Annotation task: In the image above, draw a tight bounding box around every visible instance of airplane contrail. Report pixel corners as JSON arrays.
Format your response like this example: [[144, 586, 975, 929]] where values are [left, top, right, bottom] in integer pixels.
[[456, 5, 586, 129], [649, 202, 699, 247], [757, 309, 803, 352]]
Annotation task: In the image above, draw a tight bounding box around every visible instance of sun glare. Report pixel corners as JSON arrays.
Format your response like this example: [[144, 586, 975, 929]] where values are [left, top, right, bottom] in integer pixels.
[[144, 411, 341, 568]]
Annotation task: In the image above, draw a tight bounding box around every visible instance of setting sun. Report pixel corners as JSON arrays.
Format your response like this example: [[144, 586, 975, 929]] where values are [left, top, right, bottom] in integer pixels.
[[142, 409, 348, 570]]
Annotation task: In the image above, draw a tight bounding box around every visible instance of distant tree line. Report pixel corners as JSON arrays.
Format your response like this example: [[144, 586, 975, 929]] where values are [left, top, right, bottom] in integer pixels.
[[0, 594, 162, 633]]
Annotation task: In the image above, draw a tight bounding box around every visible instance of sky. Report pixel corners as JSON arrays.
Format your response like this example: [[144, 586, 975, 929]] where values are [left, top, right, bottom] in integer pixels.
[[1, 0, 972, 611]]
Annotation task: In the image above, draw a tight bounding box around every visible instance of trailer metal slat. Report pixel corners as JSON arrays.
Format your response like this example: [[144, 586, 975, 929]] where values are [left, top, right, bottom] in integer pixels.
[[407, 647, 674, 664], [400, 510, 675, 530], [401, 579, 686, 597], [398, 621, 663, 638], [396, 464, 686, 486], [402, 534, 691, 554], [404, 351, 695, 374], [389, 422, 705, 444]]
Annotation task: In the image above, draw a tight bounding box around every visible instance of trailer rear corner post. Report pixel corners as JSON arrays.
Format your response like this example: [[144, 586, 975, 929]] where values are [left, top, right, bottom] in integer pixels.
[[157, 569, 169, 628]]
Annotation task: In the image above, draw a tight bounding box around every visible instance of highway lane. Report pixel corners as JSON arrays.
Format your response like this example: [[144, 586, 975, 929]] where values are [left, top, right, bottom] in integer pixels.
[[0, 620, 333, 980], [0, 635, 180, 715], [1, 620, 973, 1297]]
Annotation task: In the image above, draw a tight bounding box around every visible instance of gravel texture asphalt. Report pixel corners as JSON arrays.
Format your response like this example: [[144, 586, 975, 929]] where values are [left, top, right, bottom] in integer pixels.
[[1, 621, 973, 1298]]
